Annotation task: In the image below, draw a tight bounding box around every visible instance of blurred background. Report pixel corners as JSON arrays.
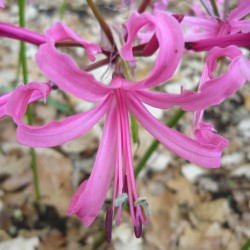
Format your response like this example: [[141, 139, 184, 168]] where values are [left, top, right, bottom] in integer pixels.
[[0, 1, 250, 249]]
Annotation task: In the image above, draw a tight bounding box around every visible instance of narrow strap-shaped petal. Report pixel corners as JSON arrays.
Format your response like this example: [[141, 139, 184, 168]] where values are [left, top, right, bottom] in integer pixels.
[[127, 93, 228, 168], [121, 10, 183, 89], [35, 23, 111, 103], [228, 0, 250, 21], [135, 89, 197, 111], [185, 32, 250, 51], [6, 82, 111, 147], [67, 95, 118, 227], [6, 82, 51, 123], [45, 22, 101, 61], [230, 20, 250, 34], [182, 16, 218, 42], [0, 92, 12, 119], [0, 82, 51, 119], [136, 46, 249, 111], [239, 55, 250, 82]]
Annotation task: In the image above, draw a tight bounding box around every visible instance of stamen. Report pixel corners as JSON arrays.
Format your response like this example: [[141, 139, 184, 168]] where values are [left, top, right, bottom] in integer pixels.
[[134, 197, 152, 216], [105, 208, 113, 243], [134, 216, 142, 238], [122, 174, 128, 193], [114, 193, 128, 207]]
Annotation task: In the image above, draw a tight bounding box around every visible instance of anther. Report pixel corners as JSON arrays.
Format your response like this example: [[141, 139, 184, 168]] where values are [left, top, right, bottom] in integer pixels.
[[134, 216, 142, 238], [105, 208, 113, 243], [114, 193, 128, 207], [122, 175, 128, 193], [134, 196, 152, 216]]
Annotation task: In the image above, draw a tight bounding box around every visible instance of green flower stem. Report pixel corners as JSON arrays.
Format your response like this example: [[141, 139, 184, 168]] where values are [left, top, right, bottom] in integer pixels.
[[93, 230, 105, 249], [240, 239, 250, 250], [209, 0, 220, 17], [135, 109, 185, 177], [19, 0, 41, 201], [59, 0, 67, 20], [86, 0, 116, 50]]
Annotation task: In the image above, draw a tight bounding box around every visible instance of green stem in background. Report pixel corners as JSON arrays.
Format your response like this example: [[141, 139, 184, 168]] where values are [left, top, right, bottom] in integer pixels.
[[18, 0, 41, 201], [93, 230, 105, 249], [86, 0, 116, 50], [209, 0, 220, 17], [240, 239, 250, 250], [200, 0, 215, 17], [59, 0, 67, 20], [135, 109, 185, 177]]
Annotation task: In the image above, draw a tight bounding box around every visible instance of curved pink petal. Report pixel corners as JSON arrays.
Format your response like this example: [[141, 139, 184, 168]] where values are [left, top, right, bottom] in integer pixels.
[[239, 55, 250, 82], [205, 46, 241, 77], [127, 94, 228, 168], [230, 20, 250, 34], [35, 22, 111, 103], [6, 82, 111, 147], [135, 89, 197, 111], [182, 16, 218, 42], [121, 10, 183, 89], [194, 122, 226, 147], [136, 46, 248, 111], [0, 92, 12, 118], [228, 0, 250, 21], [0, 82, 51, 119], [67, 96, 118, 227], [45, 22, 101, 61], [6, 82, 51, 123]]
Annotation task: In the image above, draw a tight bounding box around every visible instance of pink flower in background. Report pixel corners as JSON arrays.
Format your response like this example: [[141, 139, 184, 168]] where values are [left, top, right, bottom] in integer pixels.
[[2, 8, 249, 241], [0, 0, 4, 8], [182, 0, 250, 42]]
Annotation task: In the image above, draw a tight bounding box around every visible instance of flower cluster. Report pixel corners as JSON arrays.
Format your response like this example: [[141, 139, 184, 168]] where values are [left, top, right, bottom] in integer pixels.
[[0, 0, 249, 242]]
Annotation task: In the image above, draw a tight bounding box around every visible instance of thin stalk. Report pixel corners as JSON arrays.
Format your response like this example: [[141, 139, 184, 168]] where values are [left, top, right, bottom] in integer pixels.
[[138, 0, 151, 13], [200, 0, 216, 17], [240, 239, 250, 250], [93, 230, 105, 249], [86, 0, 116, 50], [83, 57, 110, 72], [209, 0, 220, 17], [59, 0, 67, 20], [135, 109, 185, 177], [19, 0, 41, 201]]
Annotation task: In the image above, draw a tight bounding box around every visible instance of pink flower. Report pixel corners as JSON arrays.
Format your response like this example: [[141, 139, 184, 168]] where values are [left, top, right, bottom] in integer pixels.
[[0, 0, 4, 8], [3, 10, 249, 240], [182, 0, 250, 42]]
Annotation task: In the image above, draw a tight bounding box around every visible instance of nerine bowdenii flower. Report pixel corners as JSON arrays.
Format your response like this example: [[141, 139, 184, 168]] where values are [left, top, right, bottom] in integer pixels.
[[1, 10, 250, 240]]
